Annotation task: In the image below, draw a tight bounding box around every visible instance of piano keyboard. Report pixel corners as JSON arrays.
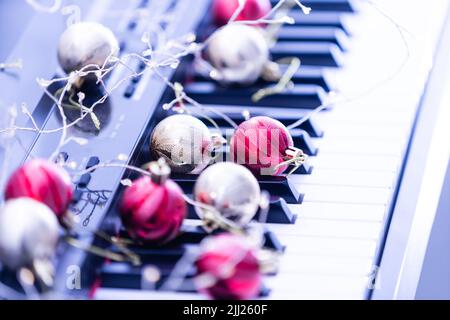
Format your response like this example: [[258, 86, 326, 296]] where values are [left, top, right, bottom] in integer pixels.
[[1, 0, 449, 300]]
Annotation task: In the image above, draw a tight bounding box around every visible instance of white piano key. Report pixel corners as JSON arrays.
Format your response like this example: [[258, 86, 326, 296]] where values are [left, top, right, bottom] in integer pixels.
[[313, 138, 406, 156], [317, 108, 415, 126], [279, 255, 373, 276], [265, 274, 369, 299], [290, 169, 396, 188], [280, 236, 378, 258], [267, 291, 365, 300], [308, 154, 400, 172], [95, 289, 205, 300], [322, 124, 410, 140], [298, 185, 391, 205], [267, 219, 383, 240], [287, 202, 386, 222]]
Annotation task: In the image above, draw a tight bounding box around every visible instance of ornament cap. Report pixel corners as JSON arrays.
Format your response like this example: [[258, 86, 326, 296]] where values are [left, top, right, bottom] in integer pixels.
[[210, 133, 227, 150], [284, 147, 307, 165], [148, 158, 171, 184]]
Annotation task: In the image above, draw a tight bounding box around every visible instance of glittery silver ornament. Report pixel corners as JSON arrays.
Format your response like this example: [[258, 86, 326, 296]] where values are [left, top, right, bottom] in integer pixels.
[[57, 22, 119, 76], [150, 115, 224, 174], [0, 198, 59, 285], [205, 24, 271, 86], [194, 162, 261, 229]]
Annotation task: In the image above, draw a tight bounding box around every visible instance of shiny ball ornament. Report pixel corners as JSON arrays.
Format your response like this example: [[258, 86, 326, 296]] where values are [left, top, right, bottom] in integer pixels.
[[230, 116, 305, 175], [206, 24, 270, 86], [195, 233, 262, 300], [194, 162, 261, 228], [5, 159, 74, 221], [57, 22, 119, 76], [212, 0, 272, 26], [120, 160, 187, 244], [0, 198, 59, 272], [150, 115, 222, 174]]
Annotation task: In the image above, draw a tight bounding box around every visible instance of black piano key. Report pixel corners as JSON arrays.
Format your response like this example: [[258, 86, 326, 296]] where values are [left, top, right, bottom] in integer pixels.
[[264, 230, 286, 253], [175, 225, 208, 244], [184, 82, 326, 109], [277, 26, 349, 51], [100, 264, 139, 288], [100, 261, 271, 296], [295, 114, 324, 137], [194, 66, 332, 91], [187, 195, 296, 224], [260, 285, 271, 297], [272, 0, 356, 12], [182, 104, 324, 137], [99, 262, 197, 290], [100, 229, 282, 290], [172, 173, 302, 204], [287, 68, 332, 90], [255, 197, 297, 224], [119, 225, 205, 247], [119, 247, 186, 266], [261, 66, 331, 91], [271, 42, 343, 67], [257, 176, 304, 204], [291, 130, 318, 156], [290, 161, 313, 174], [218, 146, 311, 176], [290, 12, 351, 34]]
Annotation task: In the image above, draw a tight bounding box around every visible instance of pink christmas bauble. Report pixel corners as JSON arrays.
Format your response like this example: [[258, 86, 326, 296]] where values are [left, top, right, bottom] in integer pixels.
[[195, 233, 261, 300], [230, 116, 294, 175], [212, 0, 272, 26], [4, 159, 74, 220], [119, 175, 186, 244]]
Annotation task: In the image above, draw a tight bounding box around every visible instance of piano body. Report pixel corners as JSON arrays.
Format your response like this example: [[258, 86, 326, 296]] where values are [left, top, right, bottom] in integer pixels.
[[1, 0, 450, 300]]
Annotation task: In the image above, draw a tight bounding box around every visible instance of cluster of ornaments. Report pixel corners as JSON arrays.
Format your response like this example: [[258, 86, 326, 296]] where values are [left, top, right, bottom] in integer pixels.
[[150, 114, 304, 176], [118, 158, 267, 299], [0, 159, 75, 287], [0, 0, 300, 300], [119, 159, 265, 239]]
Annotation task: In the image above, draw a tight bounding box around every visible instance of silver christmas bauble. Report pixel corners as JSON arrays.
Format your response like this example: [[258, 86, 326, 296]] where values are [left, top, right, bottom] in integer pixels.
[[150, 115, 219, 174], [57, 22, 119, 75], [194, 162, 261, 227], [0, 198, 59, 271], [206, 24, 269, 85]]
